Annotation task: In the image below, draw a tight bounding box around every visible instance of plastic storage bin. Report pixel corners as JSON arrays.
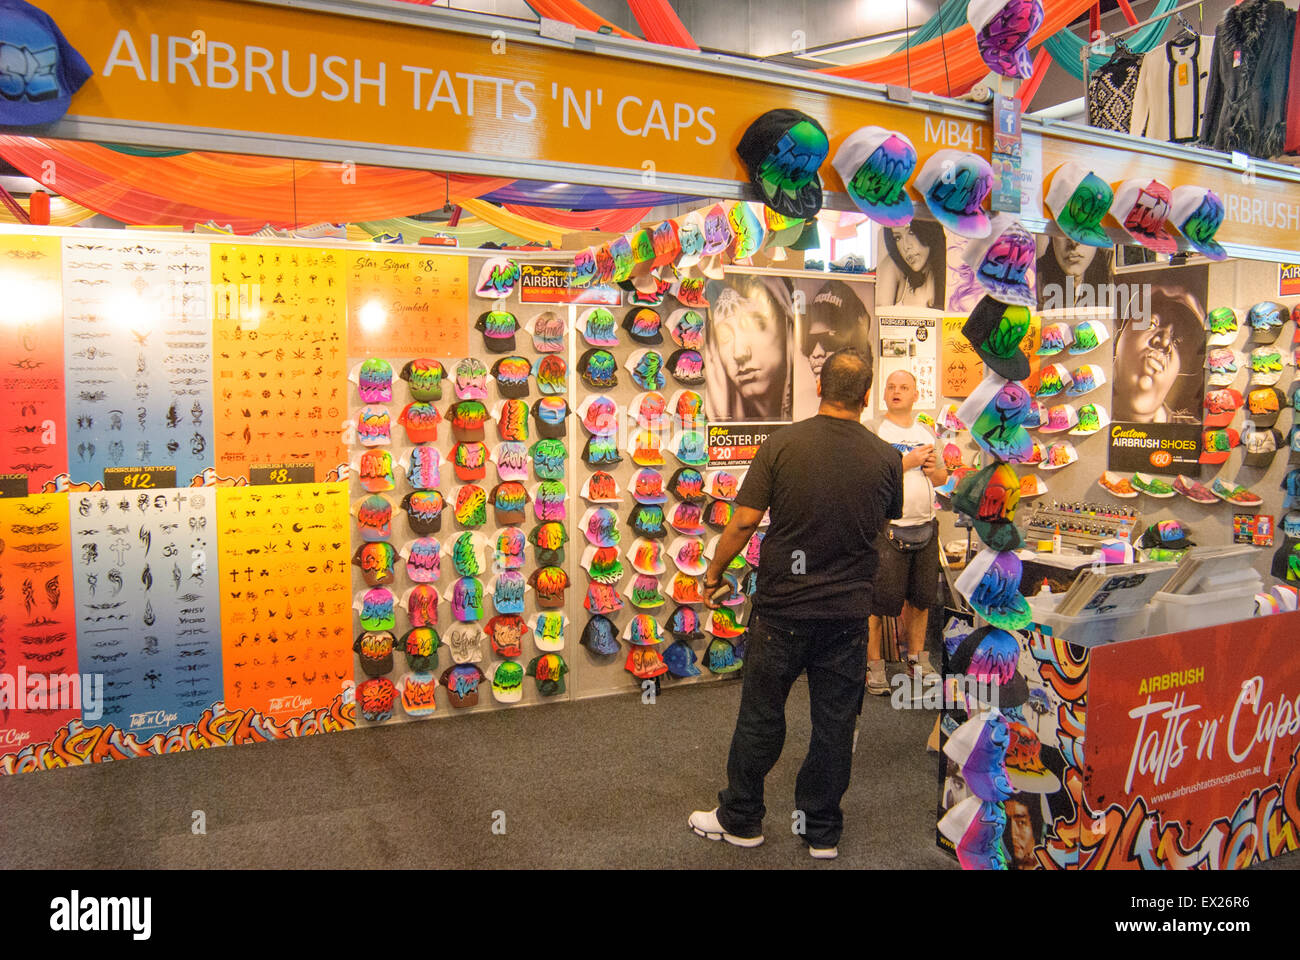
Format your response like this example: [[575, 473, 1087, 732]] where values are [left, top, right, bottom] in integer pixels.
[[1028, 607, 1151, 648], [1149, 576, 1261, 635]]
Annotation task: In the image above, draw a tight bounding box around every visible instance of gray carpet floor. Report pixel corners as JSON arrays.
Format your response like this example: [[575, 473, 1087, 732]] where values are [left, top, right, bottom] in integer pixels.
[[3, 673, 1296, 870], [0, 672, 957, 870]]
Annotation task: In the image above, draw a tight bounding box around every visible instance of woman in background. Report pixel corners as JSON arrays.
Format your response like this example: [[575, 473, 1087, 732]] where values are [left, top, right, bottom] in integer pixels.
[[876, 219, 946, 310]]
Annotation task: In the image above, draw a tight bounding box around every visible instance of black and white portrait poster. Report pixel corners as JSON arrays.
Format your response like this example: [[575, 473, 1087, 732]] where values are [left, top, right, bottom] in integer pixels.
[[1107, 263, 1209, 475], [875, 221, 948, 311], [704, 274, 797, 422], [791, 276, 875, 420], [1035, 235, 1117, 313]]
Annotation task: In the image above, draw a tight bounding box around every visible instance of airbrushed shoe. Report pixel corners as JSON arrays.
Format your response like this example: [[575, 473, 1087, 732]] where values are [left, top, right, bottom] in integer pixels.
[[1131, 473, 1176, 498], [1173, 474, 1218, 504], [1099, 471, 1138, 498], [1210, 477, 1263, 507]]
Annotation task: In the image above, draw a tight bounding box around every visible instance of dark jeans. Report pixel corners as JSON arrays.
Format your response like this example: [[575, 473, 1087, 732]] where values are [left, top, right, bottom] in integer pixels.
[[716, 614, 869, 848]]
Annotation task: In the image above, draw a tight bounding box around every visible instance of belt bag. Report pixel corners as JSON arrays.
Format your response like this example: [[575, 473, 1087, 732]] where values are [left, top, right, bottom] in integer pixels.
[[887, 520, 935, 552]]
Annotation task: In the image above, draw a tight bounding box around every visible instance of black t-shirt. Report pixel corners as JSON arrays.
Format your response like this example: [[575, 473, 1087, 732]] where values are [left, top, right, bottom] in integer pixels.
[[736, 415, 903, 623]]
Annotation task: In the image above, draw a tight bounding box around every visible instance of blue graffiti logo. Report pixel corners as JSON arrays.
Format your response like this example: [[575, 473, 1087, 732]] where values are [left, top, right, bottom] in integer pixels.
[[0, 42, 59, 102]]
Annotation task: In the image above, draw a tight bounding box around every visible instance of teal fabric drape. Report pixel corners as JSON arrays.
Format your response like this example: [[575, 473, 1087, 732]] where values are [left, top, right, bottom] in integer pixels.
[[1042, 0, 1181, 79]]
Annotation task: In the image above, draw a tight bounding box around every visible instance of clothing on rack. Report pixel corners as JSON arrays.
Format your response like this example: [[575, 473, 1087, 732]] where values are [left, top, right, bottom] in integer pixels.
[[1286, 6, 1300, 154], [1088, 49, 1144, 133], [1200, 0, 1296, 160], [1130, 34, 1213, 143]]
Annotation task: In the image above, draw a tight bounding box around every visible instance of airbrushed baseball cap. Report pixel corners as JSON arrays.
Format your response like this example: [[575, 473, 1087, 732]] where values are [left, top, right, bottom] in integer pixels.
[[533, 354, 567, 396], [1199, 428, 1240, 464], [453, 357, 489, 401], [968, 0, 1046, 79], [1169, 186, 1227, 261], [400, 358, 446, 402], [530, 521, 568, 566], [736, 109, 830, 219], [533, 611, 567, 652], [1246, 385, 1287, 428], [357, 357, 393, 403], [402, 537, 442, 584], [578, 349, 619, 391], [1038, 403, 1078, 434], [1138, 519, 1195, 551], [1043, 162, 1114, 248], [356, 406, 391, 447], [626, 645, 671, 679], [962, 214, 1036, 307], [1247, 301, 1288, 344], [1250, 346, 1285, 386], [476, 256, 520, 298], [1207, 307, 1239, 347], [951, 462, 1023, 552], [580, 470, 621, 504], [581, 506, 621, 548], [1070, 402, 1110, 436], [1068, 320, 1110, 356], [353, 540, 398, 587], [581, 614, 621, 655], [1243, 427, 1286, 467], [1040, 440, 1078, 470], [532, 397, 569, 439], [628, 537, 667, 576], [831, 126, 917, 226], [528, 311, 567, 353], [579, 306, 619, 347], [914, 149, 993, 238], [668, 466, 707, 502], [583, 580, 624, 616], [704, 637, 744, 673], [666, 308, 706, 351], [1109, 178, 1177, 254], [727, 199, 768, 260], [626, 349, 667, 391], [953, 548, 1032, 631], [449, 441, 487, 483], [663, 640, 702, 678], [947, 625, 1029, 709], [1036, 322, 1071, 356], [402, 626, 441, 671], [962, 296, 1031, 382], [358, 586, 398, 632], [957, 374, 1036, 465], [628, 502, 668, 540], [357, 676, 398, 721], [453, 484, 487, 527], [401, 490, 444, 535], [358, 449, 396, 493], [1066, 364, 1105, 398], [622, 306, 664, 346], [668, 605, 704, 641], [623, 613, 667, 646], [356, 494, 393, 542], [667, 348, 705, 385], [490, 355, 532, 399], [1203, 388, 1244, 428], [631, 467, 667, 504], [1206, 347, 1241, 387], [1033, 363, 1073, 398], [495, 526, 526, 571], [629, 391, 668, 427], [582, 545, 625, 585]]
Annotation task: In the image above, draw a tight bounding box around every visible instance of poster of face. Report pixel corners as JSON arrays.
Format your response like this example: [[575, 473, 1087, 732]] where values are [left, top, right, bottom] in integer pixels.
[[791, 276, 875, 420], [1112, 264, 1208, 425], [704, 274, 796, 422], [1035, 236, 1116, 312], [875, 222, 947, 311]]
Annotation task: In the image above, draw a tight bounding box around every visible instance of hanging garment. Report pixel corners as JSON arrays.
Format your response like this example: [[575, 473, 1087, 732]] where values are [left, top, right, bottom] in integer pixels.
[[1088, 53, 1143, 132], [1286, 7, 1300, 154], [1201, 0, 1296, 159], [1130, 35, 1214, 143]]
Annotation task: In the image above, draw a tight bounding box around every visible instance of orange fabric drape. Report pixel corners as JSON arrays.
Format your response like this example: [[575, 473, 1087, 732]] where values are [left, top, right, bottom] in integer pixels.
[[628, 0, 700, 50], [818, 0, 1096, 94], [502, 204, 652, 233], [0, 138, 512, 231]]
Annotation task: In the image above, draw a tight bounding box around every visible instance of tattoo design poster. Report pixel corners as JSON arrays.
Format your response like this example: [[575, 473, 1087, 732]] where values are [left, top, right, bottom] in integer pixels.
[[62, 238, 214, 486], [940, 314, 1043, 399], [69, 491, 222, 736], [211, 244, 348, 482], [217, 483, 352, 721], [0, 235, 66, 492], [877, 313, 938, 412], [346, 251, 468, 357], [0, 494, 81, 749]]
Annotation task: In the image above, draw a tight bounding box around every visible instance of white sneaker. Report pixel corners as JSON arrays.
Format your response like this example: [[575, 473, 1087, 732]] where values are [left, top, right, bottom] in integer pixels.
[[688, 808, 764, 848], [808, 844, 839, 860], [908, 652, 940, 685]]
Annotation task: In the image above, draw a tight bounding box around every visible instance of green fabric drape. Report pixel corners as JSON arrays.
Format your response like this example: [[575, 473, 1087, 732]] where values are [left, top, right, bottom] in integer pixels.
[[1042, 0, 1182, 79]]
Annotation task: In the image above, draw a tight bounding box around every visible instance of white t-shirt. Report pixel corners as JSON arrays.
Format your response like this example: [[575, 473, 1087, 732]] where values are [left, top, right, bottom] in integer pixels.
[[867, 416, 936, 525]]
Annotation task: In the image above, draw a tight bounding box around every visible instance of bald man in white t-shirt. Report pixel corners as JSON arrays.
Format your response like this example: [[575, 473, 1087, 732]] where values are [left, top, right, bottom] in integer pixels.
[[863, 370, 947, 694]]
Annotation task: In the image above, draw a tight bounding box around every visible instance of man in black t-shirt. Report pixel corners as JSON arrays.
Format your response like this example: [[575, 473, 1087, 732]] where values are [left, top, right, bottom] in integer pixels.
[[689, 349, 903, 860]]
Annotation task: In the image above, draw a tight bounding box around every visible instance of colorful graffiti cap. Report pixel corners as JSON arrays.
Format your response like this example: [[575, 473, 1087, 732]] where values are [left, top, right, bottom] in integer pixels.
[[401, 490, 444, 535], [580, 470, 621, 504], [353, 541, 398, 587], [628, 537, 667, 576], [490, 660, 525, 704], [962, 296, 1031, 382], [1206, 347, 1240, 387], [663, 640, 702, 678], [1066, 364, 1105, 398], [579, 306, 619, 347], [533, 354, 567, 396], [475, 257, 520, 298], [1037, 403, 1078, 434], [1108, 178, 1177, 254], [954, 548, 1032, 631], [631, 467, 667, 505], [358, 449, 396, 492], [969, 0, 1045, 79], [357, 676, 398, 722], [1069, 403, 1110, 436], [669, 536, 708, 576], [532, 397, 569, 439], [623, 613, 667, 646], [1169, 186, 1227, 261], [403, 537, 442, 584], [735, 108, 830, 219], [490, 355, 532, 399], [399, 358, 446, 402], [402, 625, 441, 671], [962, 214, 1036, 307], [1044, 162, 1114, 248], [1202, 387, 1244, 429], [1039, 440, 1078, 470], [475, 310, 518, 353], [621, 306, 663, 346], [356, 494, 393, 542], [1250, 346, 1285, 387], [454, 484, 487, 527], [1247, 385, 1287, 429], [666, 308, 707, 351], [914, 149, 993, 239], [831, 126, 916, 226], [1068, 320, 1110, 356], [577, 348, 618, 390], [404, 445, 442, 490], [1035, 322, 1071, 357], [951, 462, 1023, 552], [1243, 427, 1285, 467], [1033, 363, 1073, 398], [1137, 519, 1195, 551], [356, 406, 391, 447], [445, 576, 484, 622], [358, 587, 397, 632], [668, 605, 704, 641], [948, 625, 1029, 709], [358, 357, 393, 403], [581, 614, 621, 655], [667, 348, 705, 385], [626, 645, 670, 679], [943, 710, 1014, 803], [626, 348, 666, 391], [533, 611, 567, 652], [707, 605, 746, 639], [454, 357, 488, 400], [1247, 301, 1288, 345], [529, 311, 567, 353], [581, 506, 621, 548], [704, 636, 744, 673], [1206, 307, 1239, 347], [938, 795, 1008, 870]]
